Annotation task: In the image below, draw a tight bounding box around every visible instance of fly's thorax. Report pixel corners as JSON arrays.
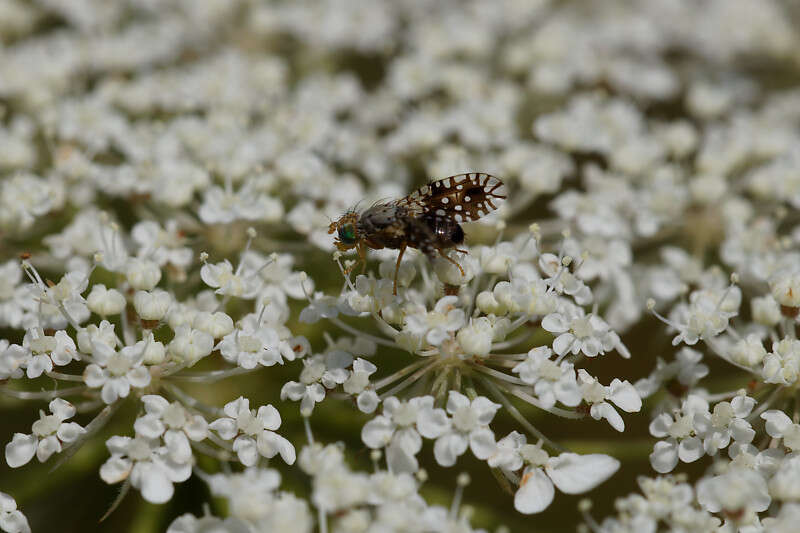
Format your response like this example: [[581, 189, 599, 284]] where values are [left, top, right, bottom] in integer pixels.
[[358, 203, 406, 234]]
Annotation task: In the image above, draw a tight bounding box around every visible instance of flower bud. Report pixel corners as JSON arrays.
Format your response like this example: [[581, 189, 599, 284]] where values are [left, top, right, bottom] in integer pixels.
[[86, 284, 126, 315], [126, 258, 162, 290], [134, 289, 172, 321], [193, 311, 234, 339]]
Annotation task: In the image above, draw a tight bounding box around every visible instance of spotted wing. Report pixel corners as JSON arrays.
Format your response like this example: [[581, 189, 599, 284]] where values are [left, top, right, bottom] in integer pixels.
[[395, 173, 506, 223]]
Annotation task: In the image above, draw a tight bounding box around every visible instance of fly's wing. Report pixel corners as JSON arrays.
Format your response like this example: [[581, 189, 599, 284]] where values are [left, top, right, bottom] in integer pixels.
[[395, 173, 506, 223]]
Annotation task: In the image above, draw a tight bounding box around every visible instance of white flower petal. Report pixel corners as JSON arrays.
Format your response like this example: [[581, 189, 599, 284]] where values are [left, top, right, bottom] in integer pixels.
[[361, 416, 394, 449], [132, 463, 174, 504], [356, 390, 379, 414], [762, 410, 792, 438], [134, 414, 166, 440], [514, 467, 554, 514], [608, 379, 642, 413], [545, 453, 619, 494], [5, 434, 37, 468], [541, 313, 568, 333], [36, 435, 61, 462], [469, 428, 497, 460], [552, 333, 575, 356], [165, 430, 192, 464], [417, 407, 451, 439], [446, 391, 470, 413], [433, 433, 468, 467], [209, 418, 237, 441], [49, 398, 76, 421], [232, 436, 258, 466], [650, 440, 679, 473], [678, 437, 704, 463], [56, 422, 85, 443], [100, 456, 132, 484], [256, 404, 281, 431]]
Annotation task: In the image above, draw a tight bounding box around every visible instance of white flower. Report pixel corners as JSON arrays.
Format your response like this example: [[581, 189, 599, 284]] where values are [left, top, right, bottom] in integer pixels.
[[667, 286, 740, 346], [0, 491, 30, 533], [648, 394, 710, 473], [200, 259, 257, 298], [132, 219, 193, 268], [21, 327, 79, 378], [134, 395, 208, 464], [696, 467, 770, 515], [0, 341, 27, 380], [83, 339, 152, 403], [217, 313, 302, 369], [578, 370, 641, 432], [751, 294, 782, 327], [343, 358, 379, 413], [361, 396, 434, 473], [346, 275, 394, 315], [419, 391, 500, 467], [198, 184, 283, 224], [762, 337, 800, 385], [0, 260, 28, 329], [456, 316, 495, 358], [693, 395, 756, 455], [280, 351, 351, 415], [5, 398, 85, 468], [770, 267, 800, 308], [729, 334, 768, 368], [515, 451, 620, 514], [209, 397, 295, 466], [761, 410, 800, 451], [539, 253, 593, 305], [511, 347, 581, 408], [403, 296, 465, 347], [166, 514, 250, 533], [100, 434, 191, 504], [542, 305, 629, 358], [635, 347, 709, 398]]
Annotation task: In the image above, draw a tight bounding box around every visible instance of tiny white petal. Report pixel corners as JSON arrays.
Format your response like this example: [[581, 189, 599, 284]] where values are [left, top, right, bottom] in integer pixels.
[[515, 467, 554, 514], [545, 453, 620, 494], [678, 437, 704, 463], [650, 440, 679, 473], [5, 434, 37, 468]]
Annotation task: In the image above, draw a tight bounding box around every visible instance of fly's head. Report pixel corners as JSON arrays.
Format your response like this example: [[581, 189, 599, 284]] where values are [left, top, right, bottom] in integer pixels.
[[328, 212, 361, 252]]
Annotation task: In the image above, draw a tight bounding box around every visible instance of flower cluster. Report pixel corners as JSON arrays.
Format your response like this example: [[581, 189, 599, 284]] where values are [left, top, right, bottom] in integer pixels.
[[1, 0, 800, 531]]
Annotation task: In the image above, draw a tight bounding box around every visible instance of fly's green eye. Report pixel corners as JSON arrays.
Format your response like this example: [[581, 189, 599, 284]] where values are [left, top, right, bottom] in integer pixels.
[[338, 223, 356, 244]]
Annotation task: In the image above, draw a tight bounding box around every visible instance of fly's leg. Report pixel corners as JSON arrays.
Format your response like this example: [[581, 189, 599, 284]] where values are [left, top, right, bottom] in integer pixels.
[[393, 244, 407, 295], [343, 243, 367, 276], [453, 248, 468, 254], [437, 248, 465, 276]]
